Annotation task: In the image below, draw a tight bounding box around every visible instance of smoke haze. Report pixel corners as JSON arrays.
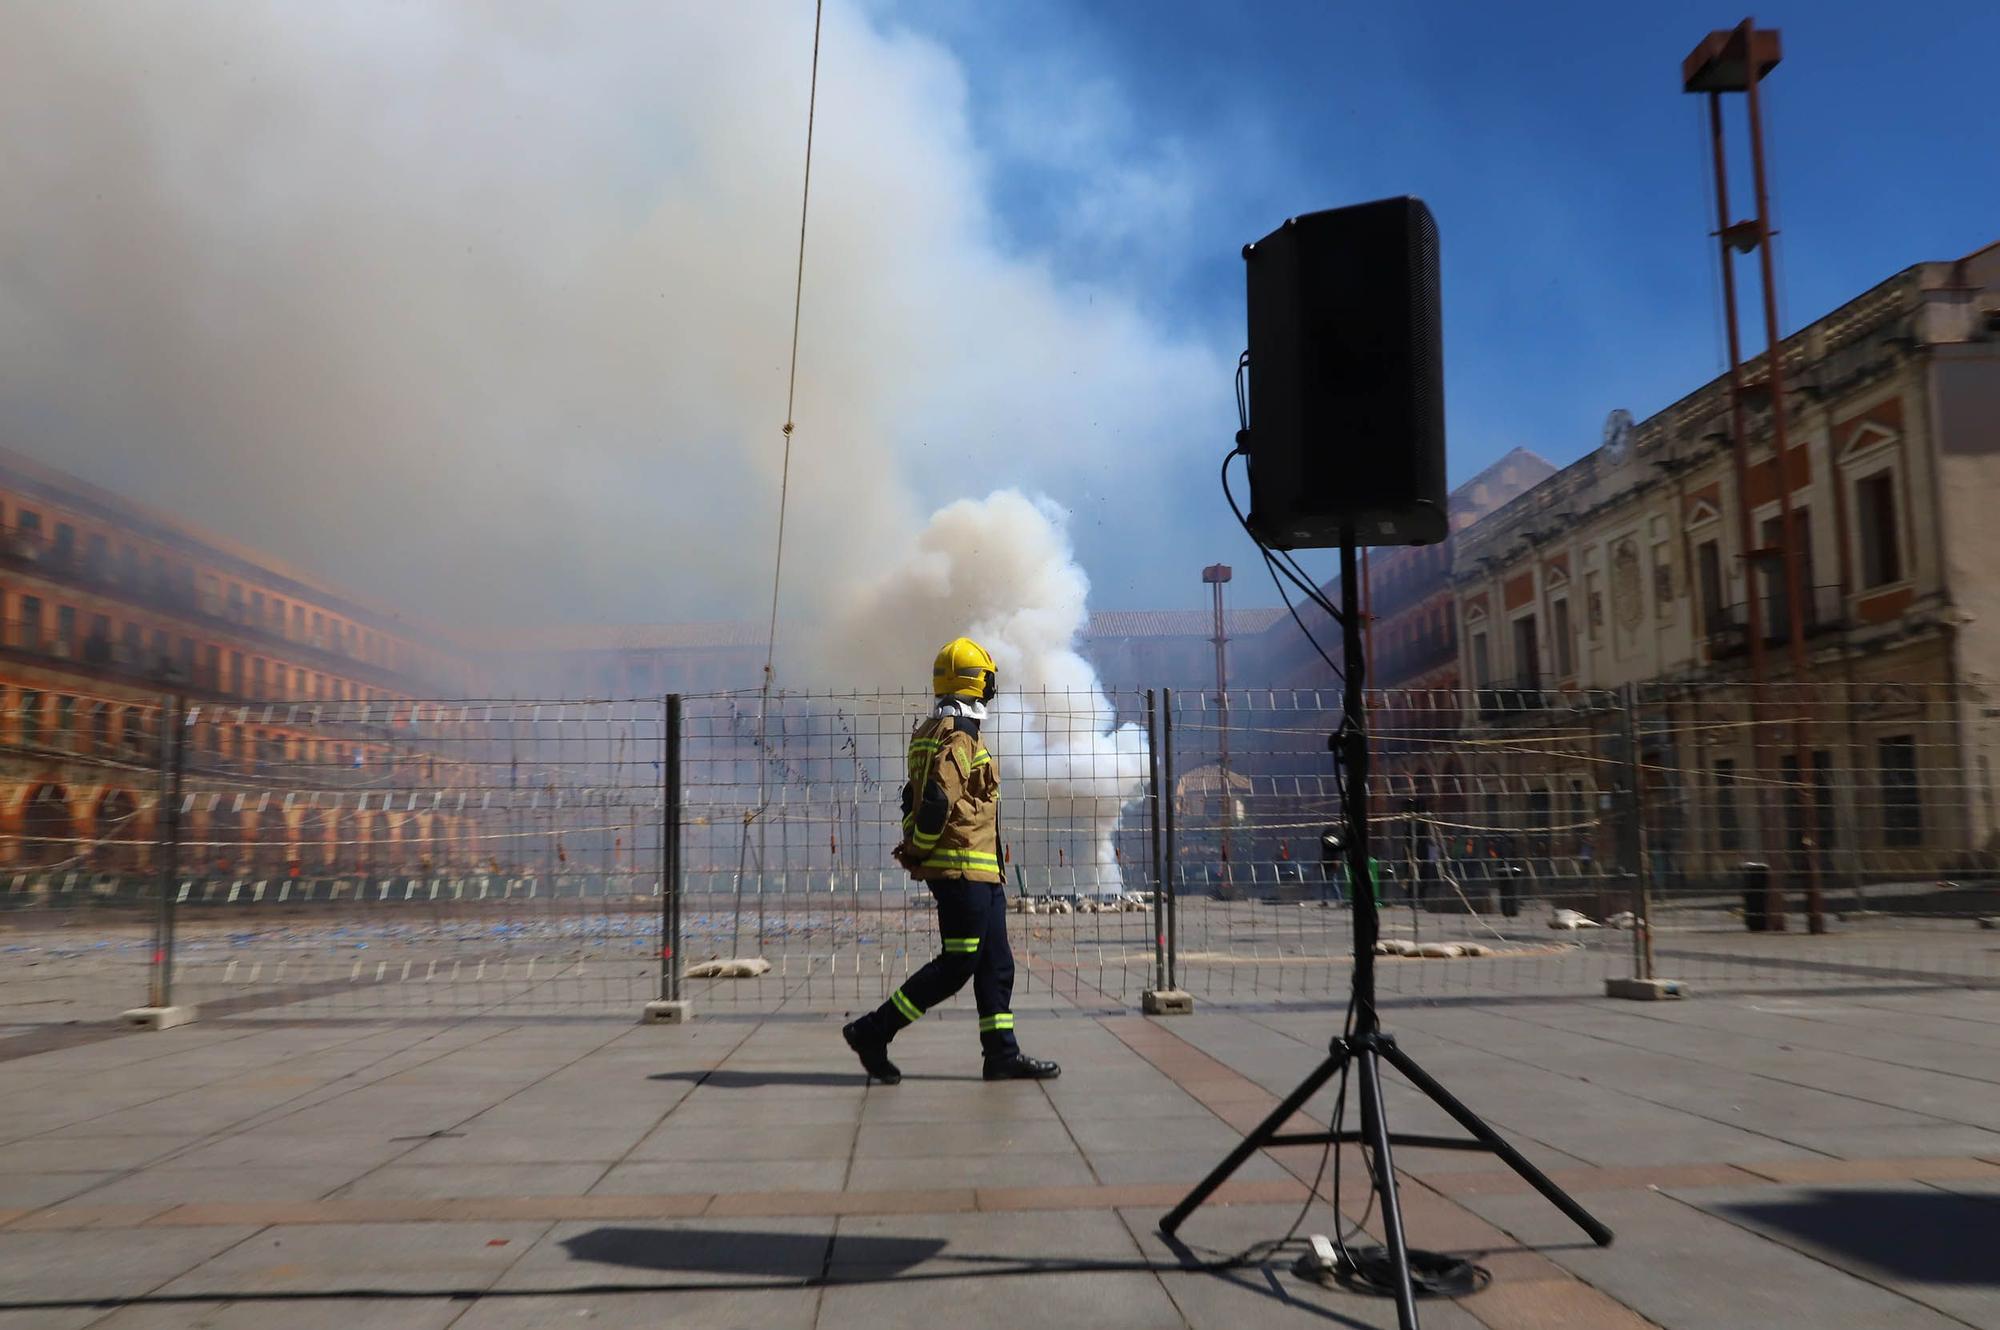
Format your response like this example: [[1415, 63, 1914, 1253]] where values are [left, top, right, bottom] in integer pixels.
[[821, 490, 1149, 893], [0, 2, 1227, 634]]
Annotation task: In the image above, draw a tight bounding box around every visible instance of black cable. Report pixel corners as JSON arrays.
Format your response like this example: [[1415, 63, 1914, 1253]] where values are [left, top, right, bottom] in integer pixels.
[[1221, 449, 1343, 681], [1231, 351, 1345, 627]]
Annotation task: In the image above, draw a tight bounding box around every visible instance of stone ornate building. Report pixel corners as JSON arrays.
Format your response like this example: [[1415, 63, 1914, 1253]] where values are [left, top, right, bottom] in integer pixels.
[[1452, 239, 2000, 883]]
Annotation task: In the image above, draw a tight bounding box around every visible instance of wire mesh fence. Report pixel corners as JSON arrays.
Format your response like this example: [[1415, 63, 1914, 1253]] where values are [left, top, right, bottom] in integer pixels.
[[3, 682, 1995, 1028]]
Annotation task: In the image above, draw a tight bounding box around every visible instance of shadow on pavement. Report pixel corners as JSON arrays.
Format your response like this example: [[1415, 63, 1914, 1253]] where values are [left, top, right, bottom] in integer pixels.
[[1715, 1188, 2000, 1285], [649, 1069, 983, 1087], [561, 1226, 942, 1278]]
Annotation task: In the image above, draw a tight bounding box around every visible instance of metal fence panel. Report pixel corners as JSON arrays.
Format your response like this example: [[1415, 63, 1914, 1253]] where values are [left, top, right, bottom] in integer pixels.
[[5, 682, 1993, 1028]]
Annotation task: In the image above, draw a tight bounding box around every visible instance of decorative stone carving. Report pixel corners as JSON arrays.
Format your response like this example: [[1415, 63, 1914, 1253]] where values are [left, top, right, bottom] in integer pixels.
[[1613, 539, 1643, 634]]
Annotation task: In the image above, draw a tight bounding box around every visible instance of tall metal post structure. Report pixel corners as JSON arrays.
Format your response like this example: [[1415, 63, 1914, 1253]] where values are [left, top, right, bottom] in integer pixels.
[[1683, 19, 1825, 933], [1202, 564, 1235, 882]]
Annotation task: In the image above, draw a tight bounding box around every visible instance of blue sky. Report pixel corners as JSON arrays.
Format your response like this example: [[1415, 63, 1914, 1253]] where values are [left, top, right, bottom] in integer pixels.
[[886, 0, 2000, 609]]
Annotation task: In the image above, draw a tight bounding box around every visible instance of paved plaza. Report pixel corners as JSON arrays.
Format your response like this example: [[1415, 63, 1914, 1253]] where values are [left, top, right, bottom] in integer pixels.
[[2, 983, 1999, 1328]]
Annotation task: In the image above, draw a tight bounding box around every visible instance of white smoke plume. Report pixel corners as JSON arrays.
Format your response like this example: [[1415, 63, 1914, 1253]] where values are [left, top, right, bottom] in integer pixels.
[[820, 490, 1150, 894], [0, 3, 1227, 630]]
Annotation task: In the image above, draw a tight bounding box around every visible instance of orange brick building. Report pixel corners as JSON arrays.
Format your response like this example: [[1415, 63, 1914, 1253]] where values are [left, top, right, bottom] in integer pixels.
[[0, 446, 486, 878]]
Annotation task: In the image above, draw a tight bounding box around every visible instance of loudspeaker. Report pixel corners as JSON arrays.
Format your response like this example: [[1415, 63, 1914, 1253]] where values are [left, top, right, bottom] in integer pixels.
[[1242, 197, 1447, 549]]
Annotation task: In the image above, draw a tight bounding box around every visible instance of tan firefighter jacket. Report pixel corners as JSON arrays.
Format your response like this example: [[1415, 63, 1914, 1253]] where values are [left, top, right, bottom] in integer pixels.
[[892, 715, 1002, 883]]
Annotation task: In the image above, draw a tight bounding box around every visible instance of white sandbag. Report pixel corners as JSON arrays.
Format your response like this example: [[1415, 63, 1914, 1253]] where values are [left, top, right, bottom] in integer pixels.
[[684, 957, 772, 979]]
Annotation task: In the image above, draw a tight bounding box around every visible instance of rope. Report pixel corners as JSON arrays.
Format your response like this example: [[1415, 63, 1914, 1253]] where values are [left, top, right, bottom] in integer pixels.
[[738, 0, 826, 958], [759, 0, 824, 697]]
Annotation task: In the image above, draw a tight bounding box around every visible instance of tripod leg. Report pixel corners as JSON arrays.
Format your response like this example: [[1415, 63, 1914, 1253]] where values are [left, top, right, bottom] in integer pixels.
[[1357, 1047, 1421, 1330], [1160, 1047, 1348, 1236], [1376, 1039, 1614, 1247]]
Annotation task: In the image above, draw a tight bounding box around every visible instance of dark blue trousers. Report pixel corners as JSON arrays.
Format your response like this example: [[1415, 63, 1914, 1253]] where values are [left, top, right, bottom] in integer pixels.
[[856, 877, 1019, 1058]]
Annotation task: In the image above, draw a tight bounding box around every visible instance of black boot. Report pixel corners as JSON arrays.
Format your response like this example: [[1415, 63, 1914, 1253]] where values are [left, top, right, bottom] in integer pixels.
[[983, 1052, 1060, 1081], [843, 1020, 902, 1085]]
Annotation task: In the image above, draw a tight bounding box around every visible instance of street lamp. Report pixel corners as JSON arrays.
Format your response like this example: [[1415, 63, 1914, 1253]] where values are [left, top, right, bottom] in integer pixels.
[[1202, 565, 1235, 881]]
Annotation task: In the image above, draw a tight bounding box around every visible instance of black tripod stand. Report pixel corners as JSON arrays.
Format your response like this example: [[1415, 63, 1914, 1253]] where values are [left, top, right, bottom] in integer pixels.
[[1160, 532, 1614, 1329]]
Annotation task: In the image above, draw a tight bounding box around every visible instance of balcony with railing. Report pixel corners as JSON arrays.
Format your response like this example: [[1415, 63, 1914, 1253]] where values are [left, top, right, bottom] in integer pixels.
[[1475, 678, 1557, 720], [1706, 585, 1846, 659]]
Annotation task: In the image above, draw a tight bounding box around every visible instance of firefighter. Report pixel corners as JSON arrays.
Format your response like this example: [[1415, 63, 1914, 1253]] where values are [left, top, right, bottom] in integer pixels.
[[842, 637, 1060, 1085]]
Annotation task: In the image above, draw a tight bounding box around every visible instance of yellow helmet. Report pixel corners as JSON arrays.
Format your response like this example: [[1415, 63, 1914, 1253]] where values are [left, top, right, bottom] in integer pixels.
[[932, 637, 998, 701]]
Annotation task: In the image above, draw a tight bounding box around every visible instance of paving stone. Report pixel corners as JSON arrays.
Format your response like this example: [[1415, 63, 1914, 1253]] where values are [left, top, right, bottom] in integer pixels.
[[396, 1129, 642, 1165], [1084, 1149, 1289, 1186], [852, 1119, 1078, 1159], [0, 1135, 189, 1173], [846, 1153, 1095, 1191], [628, 1120, 857, 1162], [63, 1164, 365, 1208], [448, 1288, 821, 1329], [155, 1221, 551, 1296], [1066, 1114, 1247, 1157], [829, 1206, 1144, 1274], [142, 1131, 421, 1169], [818, 1269, 1183, 1330], [0, 1172, 119, 1210], [1677, 1180, 2000, 1328], [333, 1163, 612, 1201], [593, 1159, 849, 1195], [1458, 1185, 1970, 1329], [90, 1296, 467, 1329], [0, 1226, 262, 1303]]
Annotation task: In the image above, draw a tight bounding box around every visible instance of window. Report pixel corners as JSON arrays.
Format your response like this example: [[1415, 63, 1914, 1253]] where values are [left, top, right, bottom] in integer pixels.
[[90, 703, 110, 753], [1857, 471, 1902, 588], [85, 532, 108, 578], [252, 658, 267, 698], [229, 651, 244, 696], [123, 707, 149, 755], [227, 584, 245, 622], [1879, 735, 1921, 847], [1470, 631, 1491, 688], [118, 544, 139, 585], [54, 522, 76, 563], [1713, 760, 1742, 852], [20, 691, 42, 745], [179, 637, 197, 679], [55, 695, 75, 747], [292, 605, 305, 639], [1759, 507, 1817, 631], [1512, 615, 1539, 688], [1551, 599, 1573, 679], [1697, 540, 1725, 631], [203, 644, 221, 689], [18, 510, 42, 541], [121, 621, 143, 658], [57, 604, 77, 652], [251, 591, 264, 625], [272, 598, 287, 633]]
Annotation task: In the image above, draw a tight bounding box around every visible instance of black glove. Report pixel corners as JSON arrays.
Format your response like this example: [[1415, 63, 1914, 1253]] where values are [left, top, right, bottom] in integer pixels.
[[900, 782, 913, 816]]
